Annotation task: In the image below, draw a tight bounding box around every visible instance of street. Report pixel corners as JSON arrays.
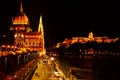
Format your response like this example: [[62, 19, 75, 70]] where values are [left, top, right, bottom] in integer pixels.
[[31, 56, 65, 80]]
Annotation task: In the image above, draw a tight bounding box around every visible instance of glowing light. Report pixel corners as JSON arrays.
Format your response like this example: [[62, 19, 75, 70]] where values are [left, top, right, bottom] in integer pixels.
[[50, 57, 55, 61]]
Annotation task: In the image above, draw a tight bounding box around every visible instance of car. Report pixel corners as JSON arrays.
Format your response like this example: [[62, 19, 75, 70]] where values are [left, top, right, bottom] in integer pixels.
[[43, 59, 47, 64]]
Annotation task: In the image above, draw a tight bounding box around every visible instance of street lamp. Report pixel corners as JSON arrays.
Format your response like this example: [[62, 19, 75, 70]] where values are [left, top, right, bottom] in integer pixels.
[[1, 45, 6, 52], [50, 57, 55, 61]]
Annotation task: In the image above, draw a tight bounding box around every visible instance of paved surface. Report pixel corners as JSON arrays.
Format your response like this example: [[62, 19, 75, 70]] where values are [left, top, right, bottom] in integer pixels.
[[31, 57, 65, 80]]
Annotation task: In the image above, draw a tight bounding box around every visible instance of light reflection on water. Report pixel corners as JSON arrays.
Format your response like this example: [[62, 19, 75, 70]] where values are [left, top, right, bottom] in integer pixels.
[[69, 55, 120, 80]]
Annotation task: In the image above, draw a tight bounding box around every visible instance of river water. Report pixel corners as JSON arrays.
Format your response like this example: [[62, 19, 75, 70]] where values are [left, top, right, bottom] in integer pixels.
[[68, 55, 120, 80]]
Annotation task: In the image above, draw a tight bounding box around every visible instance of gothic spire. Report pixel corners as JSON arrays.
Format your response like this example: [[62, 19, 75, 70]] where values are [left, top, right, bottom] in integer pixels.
[[38, 14, 46, 56], [38, 14, 43, 33], [20, 0, 23, 12]]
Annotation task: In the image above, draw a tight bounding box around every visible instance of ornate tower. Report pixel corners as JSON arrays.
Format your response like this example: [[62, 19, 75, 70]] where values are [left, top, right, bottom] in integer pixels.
[[10, 0, 31, 32], [10, 0, 31, 48], [88, 31, 94, 41], [38, 15, 46, 57]]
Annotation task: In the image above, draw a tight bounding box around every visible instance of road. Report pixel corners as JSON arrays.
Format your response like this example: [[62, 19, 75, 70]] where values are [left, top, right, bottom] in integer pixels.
[[31, 57, 64, 80]]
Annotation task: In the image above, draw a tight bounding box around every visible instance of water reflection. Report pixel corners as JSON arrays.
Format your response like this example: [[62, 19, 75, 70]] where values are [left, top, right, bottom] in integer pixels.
[[68, 55, 120, 80]]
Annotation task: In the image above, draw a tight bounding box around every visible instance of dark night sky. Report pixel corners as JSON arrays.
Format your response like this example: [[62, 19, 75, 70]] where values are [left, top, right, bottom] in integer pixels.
[[0, 0, 119, 47]]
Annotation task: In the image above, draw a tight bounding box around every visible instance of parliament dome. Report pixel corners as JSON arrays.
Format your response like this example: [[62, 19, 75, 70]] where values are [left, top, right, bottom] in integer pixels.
[[12, 0, 29, 25], [13, 12, 29, 25]]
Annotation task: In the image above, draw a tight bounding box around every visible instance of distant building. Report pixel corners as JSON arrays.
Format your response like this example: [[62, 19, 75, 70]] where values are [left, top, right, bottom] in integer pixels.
[[56, 32, 119, 48], [9, 1, 46, 56]]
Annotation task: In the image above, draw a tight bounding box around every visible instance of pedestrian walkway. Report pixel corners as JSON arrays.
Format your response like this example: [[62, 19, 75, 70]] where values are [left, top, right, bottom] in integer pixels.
[[54, 61, 67, 80]]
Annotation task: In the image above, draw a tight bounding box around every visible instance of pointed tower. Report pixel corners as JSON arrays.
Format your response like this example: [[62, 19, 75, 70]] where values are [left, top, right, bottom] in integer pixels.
[[88, 31, 94, 41], [12, 0, 30, 31], [38, 15, 46, 57], [20, 0, 23, 13], [11, 0, 30, 48]]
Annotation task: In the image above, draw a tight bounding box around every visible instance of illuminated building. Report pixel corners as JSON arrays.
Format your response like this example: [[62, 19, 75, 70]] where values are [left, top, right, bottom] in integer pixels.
[[56, 31, 119, 48], [10, 1, 46, 56]]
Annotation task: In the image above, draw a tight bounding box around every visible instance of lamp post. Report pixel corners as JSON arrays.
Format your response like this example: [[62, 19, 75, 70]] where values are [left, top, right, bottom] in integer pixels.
[[27, 53, 30, 73], [17, 55, 21, 69], [1, 45, 6, 52], [24, 55, 27, 65], [5, 56, 7, 74], [23, 55, 27, 76]]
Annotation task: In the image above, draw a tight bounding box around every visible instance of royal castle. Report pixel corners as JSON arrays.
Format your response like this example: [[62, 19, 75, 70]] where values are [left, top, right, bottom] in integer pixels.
[[56, 31, 119, 48]]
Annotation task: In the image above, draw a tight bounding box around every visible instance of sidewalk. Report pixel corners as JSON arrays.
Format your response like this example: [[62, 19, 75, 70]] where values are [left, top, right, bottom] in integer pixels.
[[54, 60, 67, 80]]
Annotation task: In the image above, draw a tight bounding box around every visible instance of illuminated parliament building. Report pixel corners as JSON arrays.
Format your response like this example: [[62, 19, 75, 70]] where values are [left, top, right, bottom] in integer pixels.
[[9, 1, 46, 56]]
